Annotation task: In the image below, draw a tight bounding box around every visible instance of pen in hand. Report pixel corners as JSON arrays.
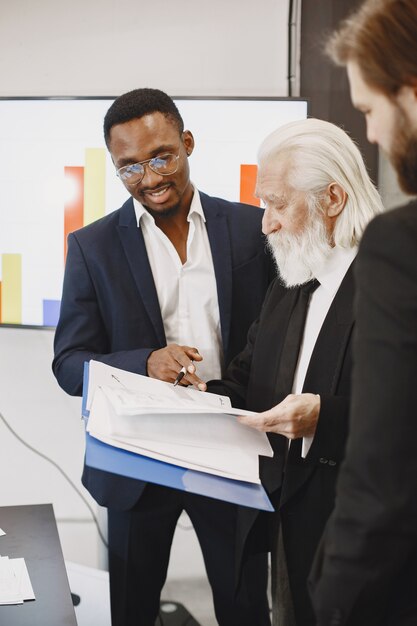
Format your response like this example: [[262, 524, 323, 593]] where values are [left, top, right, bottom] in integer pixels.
[[173, 366, 187, 387]]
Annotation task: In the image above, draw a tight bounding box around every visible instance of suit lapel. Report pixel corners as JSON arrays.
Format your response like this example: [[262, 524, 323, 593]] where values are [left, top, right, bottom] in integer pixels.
[[116, 199, 166, 346], [271, 288, 301, 405], [279, 263, 355, 507], [302, 264, 355, 395], [256, 285, 299, 494], [200, 193, 233, 358]]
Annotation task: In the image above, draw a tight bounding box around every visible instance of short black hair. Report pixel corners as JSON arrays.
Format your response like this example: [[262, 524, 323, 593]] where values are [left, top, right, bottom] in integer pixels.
[[103, 88, 184, 147]]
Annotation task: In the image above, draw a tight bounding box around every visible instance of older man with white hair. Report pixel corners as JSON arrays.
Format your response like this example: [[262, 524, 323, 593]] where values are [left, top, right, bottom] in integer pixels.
[[201, 118, 384, 626]]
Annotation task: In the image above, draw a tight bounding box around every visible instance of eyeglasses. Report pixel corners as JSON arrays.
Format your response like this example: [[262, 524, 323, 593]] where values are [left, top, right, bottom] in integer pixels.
[[116, 152, 180, 185]]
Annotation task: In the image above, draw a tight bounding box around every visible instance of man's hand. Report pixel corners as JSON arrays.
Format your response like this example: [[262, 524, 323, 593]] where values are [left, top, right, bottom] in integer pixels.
[[237, 393, 320, 439], [146, 344, 207, 390]]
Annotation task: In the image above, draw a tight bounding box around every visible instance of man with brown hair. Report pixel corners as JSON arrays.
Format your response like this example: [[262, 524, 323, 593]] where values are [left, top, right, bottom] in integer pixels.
[[309, 1, 417, 625]]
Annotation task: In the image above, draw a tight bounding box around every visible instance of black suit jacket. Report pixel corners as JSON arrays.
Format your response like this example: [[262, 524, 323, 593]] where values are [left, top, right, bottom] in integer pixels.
[[209, 262, 355, 625], [309, 202, 417, 626], [53, 191, 273, 510]]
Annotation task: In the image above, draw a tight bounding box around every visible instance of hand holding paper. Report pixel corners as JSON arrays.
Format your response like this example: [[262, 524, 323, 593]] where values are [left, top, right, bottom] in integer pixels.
[[146, 344, 206, 389]]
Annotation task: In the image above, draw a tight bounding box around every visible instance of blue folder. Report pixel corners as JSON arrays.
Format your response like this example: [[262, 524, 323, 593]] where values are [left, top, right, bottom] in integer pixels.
[[83, 363, 273, 512]]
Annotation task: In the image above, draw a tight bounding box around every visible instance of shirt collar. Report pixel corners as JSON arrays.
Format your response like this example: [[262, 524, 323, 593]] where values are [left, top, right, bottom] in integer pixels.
[[314, 245, 358, 295], [132, 184, 205, 227]]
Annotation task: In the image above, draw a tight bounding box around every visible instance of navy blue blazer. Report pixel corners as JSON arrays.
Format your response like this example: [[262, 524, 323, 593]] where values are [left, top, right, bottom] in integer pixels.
[[53, 191, 273, 510]]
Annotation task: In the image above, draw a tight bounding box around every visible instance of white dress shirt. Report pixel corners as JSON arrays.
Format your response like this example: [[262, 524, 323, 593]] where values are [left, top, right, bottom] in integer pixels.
[[291, 245, 357, 457], [133, 188, 223, 381]]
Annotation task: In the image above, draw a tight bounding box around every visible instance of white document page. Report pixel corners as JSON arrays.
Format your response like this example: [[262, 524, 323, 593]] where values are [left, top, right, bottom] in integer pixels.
[[0, 556, 22, 605], [87, 385, 263, 482], [0, 556, 35, 604], [98, 386, 271, 454], [86, 361, 233, 413], [86, 361, 273, 483], [11, 558, 35, 601]]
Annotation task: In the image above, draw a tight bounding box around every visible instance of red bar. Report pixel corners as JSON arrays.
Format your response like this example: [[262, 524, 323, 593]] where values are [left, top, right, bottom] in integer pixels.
[[240, 164, 260, 207], [64, 166, 84, 261]]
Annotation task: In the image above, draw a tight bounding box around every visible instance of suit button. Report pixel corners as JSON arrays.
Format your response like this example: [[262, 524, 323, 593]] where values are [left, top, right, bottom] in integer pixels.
[[319, 458, 328, 464], [328, 460, 337, 466]]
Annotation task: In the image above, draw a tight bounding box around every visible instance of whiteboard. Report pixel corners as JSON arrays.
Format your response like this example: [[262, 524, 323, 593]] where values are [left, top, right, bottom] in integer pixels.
[[0, 97, 308, 327]]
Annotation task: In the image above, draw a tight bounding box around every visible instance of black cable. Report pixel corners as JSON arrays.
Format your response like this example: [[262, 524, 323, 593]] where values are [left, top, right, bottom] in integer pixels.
[[288, 0, 295, 97], [0, 409, 108, 549], [0, 412, 204, 624]]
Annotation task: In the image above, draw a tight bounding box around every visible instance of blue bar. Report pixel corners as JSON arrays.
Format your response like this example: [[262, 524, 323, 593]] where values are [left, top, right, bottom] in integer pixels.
[[43, 299, 61, 326]]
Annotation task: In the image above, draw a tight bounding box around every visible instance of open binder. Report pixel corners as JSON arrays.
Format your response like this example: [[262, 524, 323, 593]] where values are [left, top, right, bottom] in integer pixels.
[[82, 361, 274, 512]]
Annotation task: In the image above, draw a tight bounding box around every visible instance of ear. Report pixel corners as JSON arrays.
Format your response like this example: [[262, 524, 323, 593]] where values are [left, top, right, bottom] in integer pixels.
[[182, 130, 195, 157], [397, 84, 417, 127], [325, 182, 347, 218]]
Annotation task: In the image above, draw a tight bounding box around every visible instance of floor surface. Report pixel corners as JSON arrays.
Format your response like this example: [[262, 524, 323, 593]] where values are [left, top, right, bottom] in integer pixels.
[[66, 561, 271, 626], [66, 561, 217, 626]]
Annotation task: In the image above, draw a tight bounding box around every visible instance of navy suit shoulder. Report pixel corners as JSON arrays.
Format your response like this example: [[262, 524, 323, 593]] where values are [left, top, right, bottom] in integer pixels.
[[70, 192, 269, 273], [199, 191, 275, 364], [199, 192, 272, 265], [71, 196, 135, 236]]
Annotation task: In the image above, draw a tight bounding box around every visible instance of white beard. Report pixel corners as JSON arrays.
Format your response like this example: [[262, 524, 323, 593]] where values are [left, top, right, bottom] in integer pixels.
[[267, 212, 333, 287]]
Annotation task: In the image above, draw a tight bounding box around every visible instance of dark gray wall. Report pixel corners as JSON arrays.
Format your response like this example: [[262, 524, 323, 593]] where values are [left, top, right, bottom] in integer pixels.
[[300, 0, 378, 184]]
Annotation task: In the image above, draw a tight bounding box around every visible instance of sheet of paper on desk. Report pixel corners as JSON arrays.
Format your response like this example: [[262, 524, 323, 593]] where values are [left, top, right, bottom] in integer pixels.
[[0, 556, 35, 604], [0, 528, 5, 536], [85, 360, 273, 483]]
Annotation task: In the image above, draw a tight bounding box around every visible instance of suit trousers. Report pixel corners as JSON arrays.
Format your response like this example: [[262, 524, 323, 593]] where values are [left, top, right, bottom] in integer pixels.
[[272, 518, 297, 626], [108, 483, 271, 626]]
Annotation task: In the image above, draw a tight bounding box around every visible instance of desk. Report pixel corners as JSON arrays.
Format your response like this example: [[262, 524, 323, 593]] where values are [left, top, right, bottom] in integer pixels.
[[0, 503, 77, 625]]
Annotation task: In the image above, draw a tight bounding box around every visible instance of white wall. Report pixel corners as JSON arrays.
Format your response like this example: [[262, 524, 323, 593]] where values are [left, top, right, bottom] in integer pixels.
[[0, 0, 289, 97], [0, 327, 106, 568], [0, 0, 290, 579]]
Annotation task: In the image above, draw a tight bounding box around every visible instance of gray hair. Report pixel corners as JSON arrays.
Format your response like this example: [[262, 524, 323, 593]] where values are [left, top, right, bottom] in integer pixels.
[[258, 118, 384, 247]]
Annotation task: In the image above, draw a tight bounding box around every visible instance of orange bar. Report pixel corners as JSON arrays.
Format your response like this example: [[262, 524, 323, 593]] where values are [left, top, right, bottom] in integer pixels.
[[64, 166, 84, 261], [240, 164, 260, 207]]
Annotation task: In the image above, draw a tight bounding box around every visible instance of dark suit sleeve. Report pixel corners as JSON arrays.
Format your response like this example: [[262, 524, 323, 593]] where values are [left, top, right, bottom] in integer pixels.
[[305, 395, 350, 465], [207, 317, 260, 408], [309, 210, 417, 625], [53, 233, 154, 396]]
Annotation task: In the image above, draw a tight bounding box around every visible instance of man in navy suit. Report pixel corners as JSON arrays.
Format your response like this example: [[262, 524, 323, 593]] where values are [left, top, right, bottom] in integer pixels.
[[53, 88, 273, 626]]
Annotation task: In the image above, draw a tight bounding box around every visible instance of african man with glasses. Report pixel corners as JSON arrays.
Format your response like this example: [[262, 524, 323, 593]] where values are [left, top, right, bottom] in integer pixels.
[[53, 88, 274, 626]]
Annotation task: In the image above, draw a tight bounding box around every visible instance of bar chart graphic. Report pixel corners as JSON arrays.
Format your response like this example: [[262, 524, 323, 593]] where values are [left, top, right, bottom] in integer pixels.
[[0, 98, 307, 327], [64, 148, 106, 260]]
